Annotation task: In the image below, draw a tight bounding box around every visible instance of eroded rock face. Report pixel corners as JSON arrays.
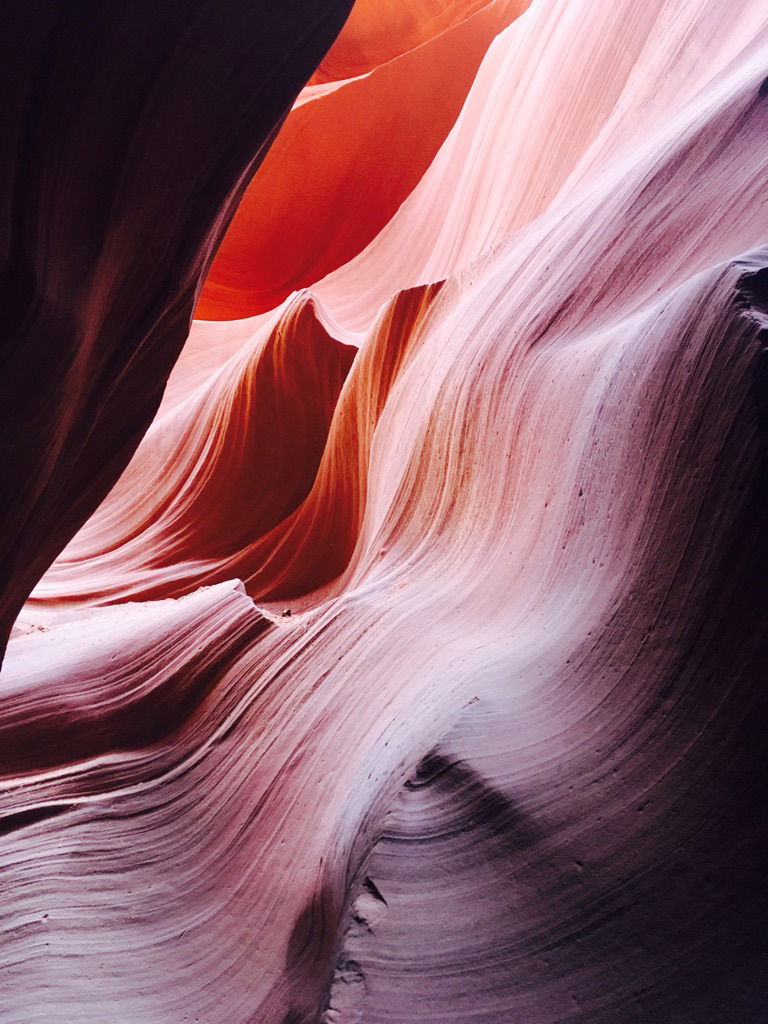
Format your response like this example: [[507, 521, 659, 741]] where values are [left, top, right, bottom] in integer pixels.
[[2, 1, 767, 1022], [0, 0, 353, 654], [195, 0, 530, 320]]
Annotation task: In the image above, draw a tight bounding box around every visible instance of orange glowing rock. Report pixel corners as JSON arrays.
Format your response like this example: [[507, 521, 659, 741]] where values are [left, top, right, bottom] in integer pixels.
[[3, 2, 768, 1022], [196, 0, 529, 320]]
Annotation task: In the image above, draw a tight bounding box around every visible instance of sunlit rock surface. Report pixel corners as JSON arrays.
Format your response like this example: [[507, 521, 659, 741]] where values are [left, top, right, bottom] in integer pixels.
[[2, 1, 767, 1021], [196, 0, 529, 319]]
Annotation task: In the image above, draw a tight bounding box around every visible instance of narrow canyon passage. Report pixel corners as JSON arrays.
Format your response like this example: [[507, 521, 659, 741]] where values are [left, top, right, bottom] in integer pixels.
[[1, 1, 766, 1022]]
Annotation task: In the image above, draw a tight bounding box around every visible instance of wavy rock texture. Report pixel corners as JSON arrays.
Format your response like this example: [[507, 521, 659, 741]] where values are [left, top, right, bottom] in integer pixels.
[[31, 284, 444, 608], [0, 0, 353, 654], [196, 0, 529, 319], [3, 1, 768, 1023]]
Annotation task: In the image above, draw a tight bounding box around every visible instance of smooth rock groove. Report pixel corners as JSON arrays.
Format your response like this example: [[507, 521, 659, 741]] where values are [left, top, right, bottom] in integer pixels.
[[2, 1, 767, 1022]]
